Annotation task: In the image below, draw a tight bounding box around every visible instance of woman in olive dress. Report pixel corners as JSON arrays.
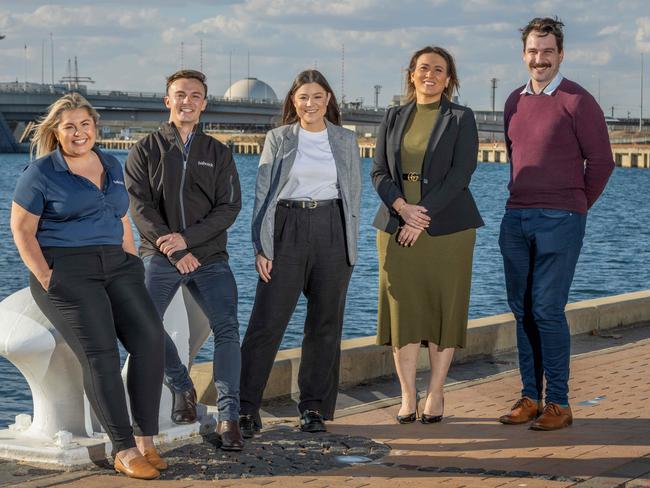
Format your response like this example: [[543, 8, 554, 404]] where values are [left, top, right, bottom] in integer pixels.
[[371, 46, 483, 424]]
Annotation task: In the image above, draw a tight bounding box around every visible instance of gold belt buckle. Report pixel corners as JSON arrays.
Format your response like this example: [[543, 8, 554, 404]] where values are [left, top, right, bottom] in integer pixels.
[[308, 201, 318, 209], [407, 172, 419, 182]]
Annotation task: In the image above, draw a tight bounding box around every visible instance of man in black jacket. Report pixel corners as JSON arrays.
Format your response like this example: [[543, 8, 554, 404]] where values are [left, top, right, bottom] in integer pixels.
[[125, 69, 243, 450]]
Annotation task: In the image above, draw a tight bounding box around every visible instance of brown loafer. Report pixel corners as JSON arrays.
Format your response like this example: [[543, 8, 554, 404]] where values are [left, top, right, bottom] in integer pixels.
[[499, 396, 543, 424], [143, 446, 168, 470], [530, 403, 573, 431], [114, 454, 160, 480], [218, 420, 244, 451], [171, 387, 197, 424]]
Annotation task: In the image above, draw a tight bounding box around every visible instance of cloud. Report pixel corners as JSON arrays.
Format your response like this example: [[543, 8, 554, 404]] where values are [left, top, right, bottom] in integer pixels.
[[236, 0, 378, 17], [635, 17, 650, 52], [189, 15, 249, 37], [598, 24, 622, 36], [13, 5, 163, 31], [460, 0, 505, 11], [565, 47, 612, 66]]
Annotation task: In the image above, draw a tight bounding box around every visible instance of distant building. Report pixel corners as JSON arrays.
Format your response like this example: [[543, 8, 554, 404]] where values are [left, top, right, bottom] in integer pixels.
[[223, 78, 278, 102]]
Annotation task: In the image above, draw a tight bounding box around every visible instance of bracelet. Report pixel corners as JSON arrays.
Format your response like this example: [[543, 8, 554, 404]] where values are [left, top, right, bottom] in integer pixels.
[[396, 202, 407, 215]]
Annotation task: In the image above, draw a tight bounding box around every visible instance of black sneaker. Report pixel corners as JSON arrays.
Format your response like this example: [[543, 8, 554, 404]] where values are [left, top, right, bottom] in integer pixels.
[[300, 410, 326, 433], [239, 414, 261, 439]]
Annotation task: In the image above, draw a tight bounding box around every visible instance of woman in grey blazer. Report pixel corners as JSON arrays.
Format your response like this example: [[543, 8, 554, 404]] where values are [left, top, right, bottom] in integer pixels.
[[240, 70, 361, 435]]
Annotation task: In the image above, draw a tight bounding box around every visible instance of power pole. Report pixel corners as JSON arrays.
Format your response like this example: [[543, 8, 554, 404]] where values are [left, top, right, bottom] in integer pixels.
[[180, 41, 184, 69], [373, 85, 382, 110], [199, 38, 203, 73], [640, 53, 644, 132], [490, 78, 498, 120], [228, 50, 232, 97], [340, 43, 345, 105], [41, 40, 45, 84], [50, 33, 54, 85], [23, 44, 28, 90], [611, 106, 614, 118]]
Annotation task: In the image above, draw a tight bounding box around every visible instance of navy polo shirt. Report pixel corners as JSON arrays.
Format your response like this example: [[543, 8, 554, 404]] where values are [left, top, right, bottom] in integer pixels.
[[13, 147, 129, 248]]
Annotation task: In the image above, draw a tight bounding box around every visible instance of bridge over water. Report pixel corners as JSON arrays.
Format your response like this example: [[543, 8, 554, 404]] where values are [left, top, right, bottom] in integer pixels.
[[0, 84, 504, 153]]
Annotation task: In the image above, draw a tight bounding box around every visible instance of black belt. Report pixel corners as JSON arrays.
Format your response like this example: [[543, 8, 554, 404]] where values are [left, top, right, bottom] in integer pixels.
[[277, 199, 340, 209], [402, 172, 428, 183]]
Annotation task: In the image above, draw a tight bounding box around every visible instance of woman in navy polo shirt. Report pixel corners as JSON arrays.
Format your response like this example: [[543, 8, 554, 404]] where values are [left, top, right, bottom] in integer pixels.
[[10, 93, 165, 480]]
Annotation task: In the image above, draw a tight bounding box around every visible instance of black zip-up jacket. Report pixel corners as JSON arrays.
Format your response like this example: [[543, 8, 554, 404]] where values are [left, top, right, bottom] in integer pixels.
[[124, 122, 241, 265]]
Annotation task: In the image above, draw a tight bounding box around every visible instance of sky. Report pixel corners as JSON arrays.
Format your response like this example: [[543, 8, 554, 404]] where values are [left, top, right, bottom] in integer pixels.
[[0, 0, 649, 118]]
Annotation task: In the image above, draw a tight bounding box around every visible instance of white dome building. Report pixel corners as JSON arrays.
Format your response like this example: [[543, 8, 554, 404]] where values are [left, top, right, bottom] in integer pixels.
[[224, 78, 278, 102]]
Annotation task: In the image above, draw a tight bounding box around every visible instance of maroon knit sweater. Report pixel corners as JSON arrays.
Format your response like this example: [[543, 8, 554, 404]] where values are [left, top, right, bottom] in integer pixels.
[[504, 78, 614, 214]]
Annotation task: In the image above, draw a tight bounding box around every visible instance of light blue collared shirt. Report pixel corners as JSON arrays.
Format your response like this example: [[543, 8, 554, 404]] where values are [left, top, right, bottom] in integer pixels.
[[520, 72, 563, 95]]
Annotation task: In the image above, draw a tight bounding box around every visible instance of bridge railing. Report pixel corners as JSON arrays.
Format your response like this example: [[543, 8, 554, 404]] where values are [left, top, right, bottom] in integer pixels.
[[0, 84, 389, 113]]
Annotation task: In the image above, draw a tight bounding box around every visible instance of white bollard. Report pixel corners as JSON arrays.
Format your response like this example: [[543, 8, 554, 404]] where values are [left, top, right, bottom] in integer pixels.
[[0, 285, 213, 466]]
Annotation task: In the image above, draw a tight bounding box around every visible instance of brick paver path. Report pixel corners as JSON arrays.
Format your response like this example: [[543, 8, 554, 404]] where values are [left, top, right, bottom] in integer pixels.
[[12, 339, 650, 488]]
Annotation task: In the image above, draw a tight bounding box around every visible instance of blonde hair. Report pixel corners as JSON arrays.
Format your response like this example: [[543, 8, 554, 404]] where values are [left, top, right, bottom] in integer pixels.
[[30, 92, 99, 158]]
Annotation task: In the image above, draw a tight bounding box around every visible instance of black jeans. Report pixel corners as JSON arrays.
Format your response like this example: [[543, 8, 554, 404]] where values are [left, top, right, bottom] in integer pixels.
[[30, 245, 164, 453], [240, 201, 353, 421]]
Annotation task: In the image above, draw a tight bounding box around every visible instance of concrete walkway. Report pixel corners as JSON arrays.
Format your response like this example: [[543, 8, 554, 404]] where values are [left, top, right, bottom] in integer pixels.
[[3, 326, 650, 488]]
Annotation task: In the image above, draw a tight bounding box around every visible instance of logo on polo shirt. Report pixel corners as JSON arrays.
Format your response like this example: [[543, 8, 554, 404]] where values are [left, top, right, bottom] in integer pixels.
[[112, 179, 125, 185], [197, 161, 214, 168]]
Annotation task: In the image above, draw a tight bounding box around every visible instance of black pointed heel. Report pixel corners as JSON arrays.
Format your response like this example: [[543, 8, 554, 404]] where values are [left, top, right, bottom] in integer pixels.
[[396, 412, 417, 424], [396, 393, 420, 424], [420, 412, 443, 423], [421, 398, 444, 424]]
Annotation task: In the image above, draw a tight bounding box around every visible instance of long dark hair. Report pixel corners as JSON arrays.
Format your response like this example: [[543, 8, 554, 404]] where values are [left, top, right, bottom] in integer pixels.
[[281, 70, 341, 126], [405, 46, 459, 102]]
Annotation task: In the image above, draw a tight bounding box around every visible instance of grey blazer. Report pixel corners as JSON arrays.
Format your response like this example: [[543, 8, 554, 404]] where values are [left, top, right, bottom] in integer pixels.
[[251, 120, 362, 265], [370, 96, 484, 235]]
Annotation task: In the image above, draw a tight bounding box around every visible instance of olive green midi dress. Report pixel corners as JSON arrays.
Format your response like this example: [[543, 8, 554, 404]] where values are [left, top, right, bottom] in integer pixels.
[[376, 101, 476, 349]]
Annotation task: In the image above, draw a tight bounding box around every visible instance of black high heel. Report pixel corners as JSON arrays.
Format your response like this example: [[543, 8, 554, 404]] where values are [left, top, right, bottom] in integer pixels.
[[396, 412, 417, 424], [396, 395, 419, 424], [421, 398, 444, 424]]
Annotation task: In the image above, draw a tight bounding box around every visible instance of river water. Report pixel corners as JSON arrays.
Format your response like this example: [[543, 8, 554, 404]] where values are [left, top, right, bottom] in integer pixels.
[[0, 151, 648, 427]]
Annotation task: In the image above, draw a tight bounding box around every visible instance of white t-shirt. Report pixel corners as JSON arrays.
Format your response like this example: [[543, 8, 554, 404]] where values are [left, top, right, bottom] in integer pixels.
[[277, 127, 340, 201]]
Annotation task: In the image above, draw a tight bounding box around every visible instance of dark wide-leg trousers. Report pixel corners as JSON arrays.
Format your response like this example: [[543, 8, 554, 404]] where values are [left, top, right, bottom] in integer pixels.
[[240, 201, 353, 421], [30, 245, 165, 453]]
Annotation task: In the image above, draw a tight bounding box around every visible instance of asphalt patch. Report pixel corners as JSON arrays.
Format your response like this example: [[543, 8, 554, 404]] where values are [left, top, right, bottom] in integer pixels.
[[159, 424, 389, 480]]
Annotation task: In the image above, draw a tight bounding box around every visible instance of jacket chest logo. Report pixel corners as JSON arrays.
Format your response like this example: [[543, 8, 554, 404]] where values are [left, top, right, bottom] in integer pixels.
[[197, 161, 214, 168]]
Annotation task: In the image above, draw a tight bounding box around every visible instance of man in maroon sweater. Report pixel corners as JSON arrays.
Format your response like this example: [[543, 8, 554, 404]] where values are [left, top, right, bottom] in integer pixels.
[[498, 17, 614, 430]]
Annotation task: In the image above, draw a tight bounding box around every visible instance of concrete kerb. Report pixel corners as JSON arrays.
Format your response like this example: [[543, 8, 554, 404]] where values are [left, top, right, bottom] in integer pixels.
[[190, 290, 650, 405]]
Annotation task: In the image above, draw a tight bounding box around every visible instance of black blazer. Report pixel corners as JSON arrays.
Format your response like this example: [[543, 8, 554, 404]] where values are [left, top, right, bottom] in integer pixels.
[[370, 96, 484, 235]]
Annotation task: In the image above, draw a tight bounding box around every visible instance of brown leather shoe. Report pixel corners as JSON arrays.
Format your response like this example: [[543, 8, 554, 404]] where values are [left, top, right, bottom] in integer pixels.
[[171, 388, 197, 424], [114, 454, 160, 480], [499, 397, 543, 425], [218, 420, 244, 451], [530, 403, 573, 431], [143, 446, 168, 470]]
